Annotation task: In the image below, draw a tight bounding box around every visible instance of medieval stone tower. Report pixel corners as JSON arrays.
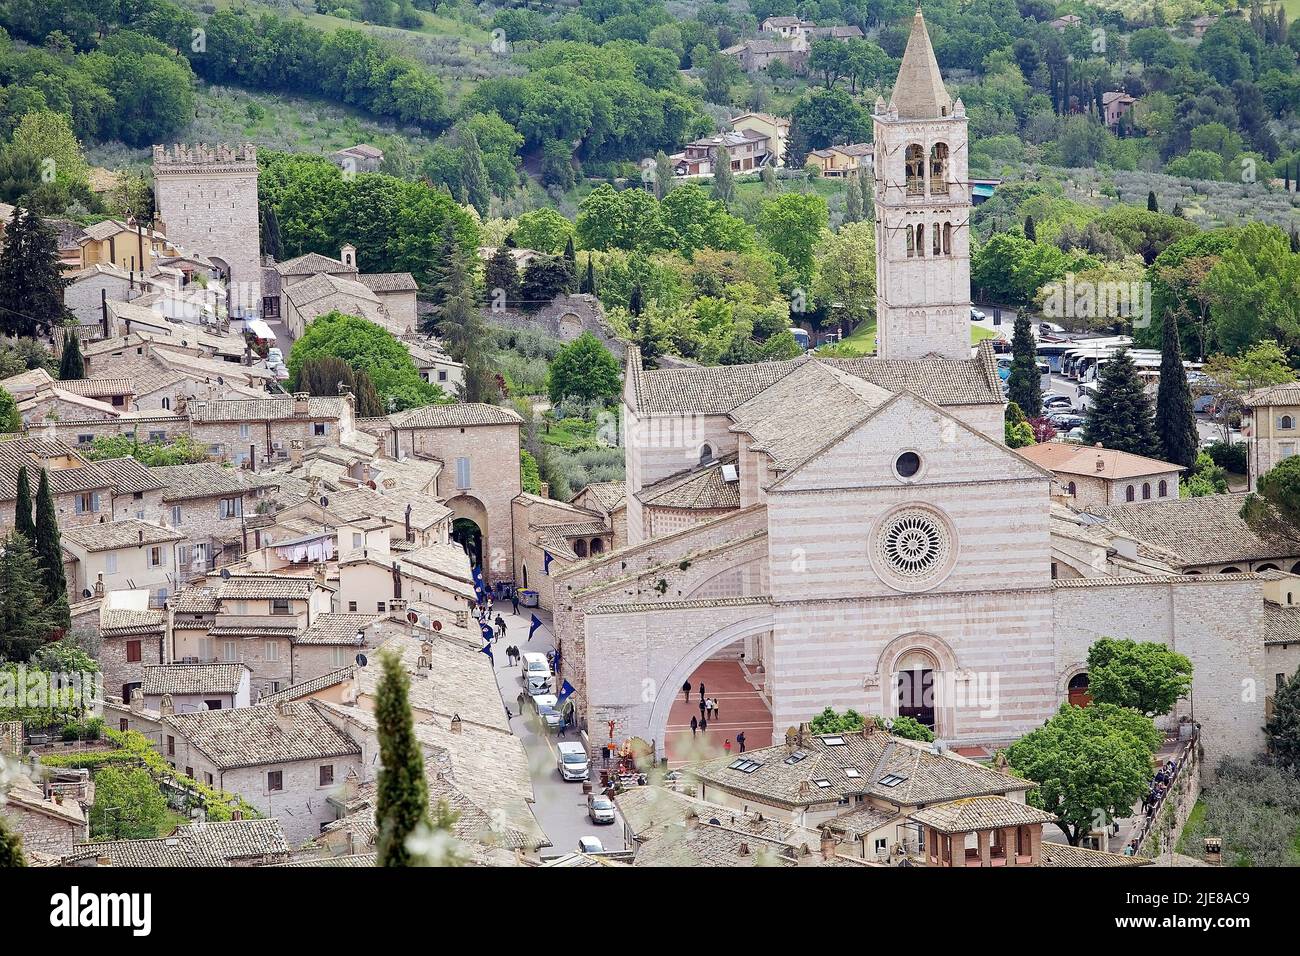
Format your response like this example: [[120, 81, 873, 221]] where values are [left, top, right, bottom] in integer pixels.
[[872, 10, 972, 361], [152, 144, 262, 318]]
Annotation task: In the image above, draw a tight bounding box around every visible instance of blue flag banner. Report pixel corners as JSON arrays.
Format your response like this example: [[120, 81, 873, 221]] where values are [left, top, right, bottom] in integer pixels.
[[480, 642, 493, 661], [556, 679, 575, 707], [542, 551, 553, 574], [479, 621, 495, 643], [529, 614, 542, 639], [471, 566, 486, 602]]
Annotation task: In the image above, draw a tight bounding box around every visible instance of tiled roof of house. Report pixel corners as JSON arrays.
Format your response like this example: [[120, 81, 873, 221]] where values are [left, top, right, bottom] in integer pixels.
[[191, 396, 346, 422], [1091, 494, 1300, 566], [55, 377, 135, 397], [257, 666, 355, 704], [615, 785, 797, 845], [357, 272, 418, 293], [1016, 442, 1182, 480], [639, 459, 741, 510], [100, 608, 166, 636], [92, 456, 165, 494], [142, 662, 250, 697], [61, 518, 183, 553], [909, 795, 1058, 833], [216, 575, 315, 601], [0, 437, 112, 499], [294, 613, 379, 646], [150, 462, 280, 501], [388, 403, 522, 429], [275, 252, 356, 277], [63, 819, 290, 867], [630, 821, 800, 867], [1243, 383, 1300, 408], [1038, 842, 1152, 867], [171, 586, 219, 614], [631, 350, 1001, 417], [283, 273, 382, 310], [165, 701, 361, 770], [578, 480, 626, 512], [271, 852, 378, 867], [1263, 602, 1300, 645], [689, 731, 1029, 810]]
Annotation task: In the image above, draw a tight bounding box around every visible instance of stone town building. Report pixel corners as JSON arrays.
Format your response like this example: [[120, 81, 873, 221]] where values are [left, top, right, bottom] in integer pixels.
[[538, 12, 1279, 772], [1, 772, 89, 857], [0, 437, 122, 533], [359, 403, 522, 577], [674, 129, 775, 177], [140, 661, 252, 713], [63, 819, 291, 867], [275, 247, 418, 340], [1243, 382, 1300, 489], [159, 701, 362, 845], [331, 143, 385, 174], [189, 393, 357, 470], [805, 142, 874, 178], [1015, 442, 1183, 507], [98, 606, 167, 703], [152, 144, 261, 318], [730, 113, 791, 167], [60, 517, 184, 606]]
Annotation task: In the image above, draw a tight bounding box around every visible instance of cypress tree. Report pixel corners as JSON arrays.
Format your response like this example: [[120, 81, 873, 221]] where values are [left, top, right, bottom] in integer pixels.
[[638, 313, 660, 370], [1265, 666, 1300, 771], [562, 235, 577, 287], [374, 649, 428, 867], [1023, 215, 1036, 241], [484, 245, 520, 309], [844, 175, 863, 223], [1006, 313, 1042, 418], [58, 330, 84, 380], [34, 468, 69, 627], [0, 531, 54, 660], [582, 255, 596, 296], [0, 208, 68, 337], [1154, 309, 1199, 469], [13, 464, 35, 543], [629, 284, 644, 318], [1147, 190, 1159, 212], [351, 370, 385, 417], [1082, 349, 1158, 457], [711, 147, 735, 206]]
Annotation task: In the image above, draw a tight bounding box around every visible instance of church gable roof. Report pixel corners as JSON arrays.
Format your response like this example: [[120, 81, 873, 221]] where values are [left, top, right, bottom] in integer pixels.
[[890, 9, 953, 120]]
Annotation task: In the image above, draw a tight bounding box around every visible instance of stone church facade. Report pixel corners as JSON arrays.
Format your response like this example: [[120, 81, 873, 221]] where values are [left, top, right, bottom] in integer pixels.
[[546, 11, 1273, 771]]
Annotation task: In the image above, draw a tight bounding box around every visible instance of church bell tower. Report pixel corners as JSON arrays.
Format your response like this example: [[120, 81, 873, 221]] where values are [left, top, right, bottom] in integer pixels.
[[873, 9, 972, 361]]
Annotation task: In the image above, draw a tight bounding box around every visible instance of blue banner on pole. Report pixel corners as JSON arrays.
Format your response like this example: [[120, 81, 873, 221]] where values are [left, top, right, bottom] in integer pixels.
[[480, 642, 493, 661], [480, 621, 495, 643], [529, 614, 542, 639], [556, 679, 575, 707], [542, 551, 553, 575]]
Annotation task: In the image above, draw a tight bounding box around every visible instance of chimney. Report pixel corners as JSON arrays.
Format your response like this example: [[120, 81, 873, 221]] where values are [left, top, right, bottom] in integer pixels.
[[100, 289, 109, 337], [450, 713, 462, 734], [96, 855, 112, 867], [293, 391, 310, 417], [232, 808, 243, 821], [737, 842, 750, 857], [138, 529, 144, 543], [174, 393, 188, 416], [684, 811, 700, 830], [94, 574, 104, 598], [784, 726, 798, 754], [1095, 456, 1105, 472], [313, 562, 327, 587], [389, 597, 407, 615], [289, 439, 303, 466], [391, 561, 402, 600], [129, 687, 145, 714], [797, 722, 805, 748], [159, 694, 174, 717], [820, 827, 837, 861]]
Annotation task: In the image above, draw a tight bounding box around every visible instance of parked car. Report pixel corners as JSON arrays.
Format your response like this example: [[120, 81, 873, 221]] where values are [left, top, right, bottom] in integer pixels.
[[556, 742, 589, 782], [266, 346, 284, 365], [1049, 413, 1086, 430], [1039, 322, 1065, 335], [587, 794, 616, 825], [1043, 395, 1074, 410], [1193, 394, 1217, 415], [970, 307, 987, 322], [577, 836, 604, 854], [1066, 426, 1086, 442]]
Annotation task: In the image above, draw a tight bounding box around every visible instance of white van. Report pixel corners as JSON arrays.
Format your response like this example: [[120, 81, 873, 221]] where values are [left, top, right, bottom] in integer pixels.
[[556, 742, 589, 782], [522, 652, 551, 695]]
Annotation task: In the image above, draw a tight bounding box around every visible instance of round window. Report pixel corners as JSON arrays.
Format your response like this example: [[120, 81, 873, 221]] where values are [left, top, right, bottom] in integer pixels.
[[878, 509, 949, 579], [895, 451, 921, 478]]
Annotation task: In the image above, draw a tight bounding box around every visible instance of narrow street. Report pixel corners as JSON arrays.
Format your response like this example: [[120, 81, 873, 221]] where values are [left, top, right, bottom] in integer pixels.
[[484, 602, 629, 855]]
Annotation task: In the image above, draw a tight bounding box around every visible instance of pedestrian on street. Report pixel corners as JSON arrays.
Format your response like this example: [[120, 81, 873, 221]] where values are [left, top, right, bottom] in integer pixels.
[[682, 680, 692, 702], [517, 691, 525, 713], [698, 699, 707, 721], [699, 717, 707, 734], [690, 716, 698, 736], [737, 731, 746, 753], [699, 682, 706, 702], [511, 591, 519, 614], [724, 738, 732, 756]]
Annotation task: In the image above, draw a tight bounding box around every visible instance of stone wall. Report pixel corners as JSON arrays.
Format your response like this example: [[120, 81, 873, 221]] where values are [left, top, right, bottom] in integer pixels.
[[481, 294, 626, 359]]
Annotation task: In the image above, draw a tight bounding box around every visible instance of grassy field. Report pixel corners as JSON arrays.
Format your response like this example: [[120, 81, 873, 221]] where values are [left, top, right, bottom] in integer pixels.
[[815, 320, 994, 357]]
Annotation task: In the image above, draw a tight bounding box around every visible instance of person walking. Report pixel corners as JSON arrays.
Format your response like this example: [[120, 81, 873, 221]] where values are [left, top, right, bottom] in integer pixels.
[[699, 682, 706, 703], [690, 716, 698, 737], [511, 590, 519, 615], [698, 698, 707, 722], [723, 738, 732, 756], [699, 716, 707, 734], [682, 680, 692, 702], [736, 731, 746, 753]]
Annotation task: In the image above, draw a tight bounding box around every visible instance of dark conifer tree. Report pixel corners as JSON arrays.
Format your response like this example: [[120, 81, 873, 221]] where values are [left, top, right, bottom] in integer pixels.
[[1083, 349, 1158, 457], [34, 468, 69, 627], [1154, 310, 1200, 469], [0, 208, 68, 337], [58, 330, 84, 380], [374, 649, 429, 867], [1007, 313, 1042, 418], [13, 465, 35, 543], [1146, 190, 1159, 212]]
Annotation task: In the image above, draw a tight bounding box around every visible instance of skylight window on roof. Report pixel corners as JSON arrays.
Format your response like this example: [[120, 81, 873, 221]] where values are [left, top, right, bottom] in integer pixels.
[[783, 750, 808, 764], [842, 768, 861, 778], [729, 759, 764, 774], [813, 779, 832, 788], [822, 736, 846, 745], [878, 773, 907, 788]]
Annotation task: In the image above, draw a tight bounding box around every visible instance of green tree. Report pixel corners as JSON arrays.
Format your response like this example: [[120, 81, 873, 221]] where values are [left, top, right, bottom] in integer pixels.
[[33, 469, 68, 628], [288, 312, 445, 411], [1006, 703, 1160, 844], [809, 706, 866, 734], [520, 257, 574, 310], [485, 246, 521, 309], [548, 333, 621, 405], [1086, 638, 1193, 716], [1154, 310, 1199, 469], [513, 208, 574, 255], [0, 531, 55, 660], [757, 193, 828, 284], [0, 817, 24, 867], [91, 766, 170, 840], [1007, 314, 1042, 417], [58, 330, 84, 380], [0, 208, 69, 337], [1004, 401, 1035, 448], [13, 465, 35, 543], [843, 175, 863, 224], [374, 649, 429, 867], [83, 434, 208, 466], [710, 147, 734, 207], [0, 390, 21, 433], [1265, 666, 1300, 771], [812, 221, 875, 329], [1082, 349, 1158, 457]]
